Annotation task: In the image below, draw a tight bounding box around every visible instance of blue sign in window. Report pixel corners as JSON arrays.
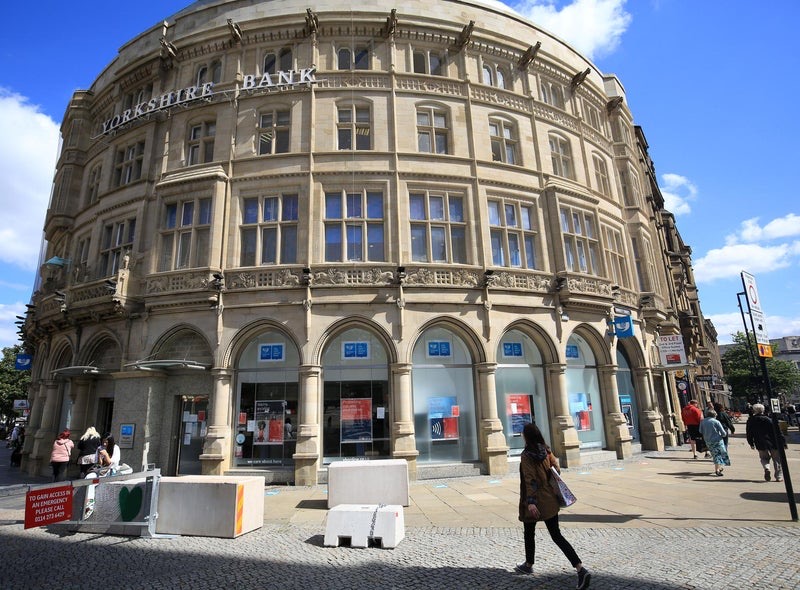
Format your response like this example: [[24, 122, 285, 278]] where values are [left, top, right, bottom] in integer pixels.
[[566, 344, 580, 359], [343, 341, 369, 359], [427, 340, 452, 357], [259, 343, 285, 361], [503, 342, 523, 357]]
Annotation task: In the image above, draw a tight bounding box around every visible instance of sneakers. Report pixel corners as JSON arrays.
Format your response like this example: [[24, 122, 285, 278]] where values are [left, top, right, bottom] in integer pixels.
[[775, 476, 783, 482], [514, 562, 532, 575], [693, 453, 697, 459], [704, 452, 711, 458], [576, 567, 591, 589], [764, 468, 771, 482]]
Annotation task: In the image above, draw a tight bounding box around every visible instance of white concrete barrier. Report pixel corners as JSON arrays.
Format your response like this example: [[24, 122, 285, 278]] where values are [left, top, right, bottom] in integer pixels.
[[324, 504, 405, 548], [155, 476, 264, 537], [327, 459, 409, 508]]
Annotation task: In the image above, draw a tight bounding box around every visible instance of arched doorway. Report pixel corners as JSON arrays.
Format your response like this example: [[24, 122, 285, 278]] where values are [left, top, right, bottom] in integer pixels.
[[495, 329, 550, 454], [321, 327, 391, 462], [616, 347, 640, 442], [234, 329, 300, 468], [565, 333, 606, 449], [411, 326, 478, 463]]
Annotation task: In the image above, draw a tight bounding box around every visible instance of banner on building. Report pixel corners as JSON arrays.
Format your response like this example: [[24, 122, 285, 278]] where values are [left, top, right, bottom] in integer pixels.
[[657, 335, 687, 366]]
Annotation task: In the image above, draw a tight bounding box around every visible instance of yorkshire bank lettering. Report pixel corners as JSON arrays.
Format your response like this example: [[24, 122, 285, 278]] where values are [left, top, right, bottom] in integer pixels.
[[102, 68, 317, 135]]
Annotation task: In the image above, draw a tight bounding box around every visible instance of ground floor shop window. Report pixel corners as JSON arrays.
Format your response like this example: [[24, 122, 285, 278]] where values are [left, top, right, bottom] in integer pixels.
[[495, 330, 550, 454], [616, 348, 639, 442], [322, 328, 391, 462], [412, 327, 478, 463], [566, 334, 606, 449]]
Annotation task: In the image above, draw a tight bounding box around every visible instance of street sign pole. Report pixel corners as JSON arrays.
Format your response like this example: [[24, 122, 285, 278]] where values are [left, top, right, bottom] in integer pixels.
[[740, 271, 797, 521]]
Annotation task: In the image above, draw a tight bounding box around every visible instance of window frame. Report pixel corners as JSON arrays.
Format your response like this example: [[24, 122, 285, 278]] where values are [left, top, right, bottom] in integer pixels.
[[559, 206, 600, 276], [601, 224, 630, 288], [324, 189, 385, 262], [337, 104, 372, 151], [99, 217, 136, 277], [187, 120, 216, 166], [337, 43, 371, 70], [263, 47, 293, 74], [549, 134, 573, 179], [592, 154, 611, 196], [540, 79, 565, 109], [239, 193, 299, 267], [416, 105, 450, 155], [409, 189, 468, 264], [489, 118, 519, 165], [258, 108, 291, 155], [487, 198, 538, 269], [159, 197, 213, 272], [113, 140, 145, 187]]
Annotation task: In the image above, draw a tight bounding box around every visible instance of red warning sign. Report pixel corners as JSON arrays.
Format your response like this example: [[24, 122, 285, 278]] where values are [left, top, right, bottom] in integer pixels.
[[25, 485, 73, 529]]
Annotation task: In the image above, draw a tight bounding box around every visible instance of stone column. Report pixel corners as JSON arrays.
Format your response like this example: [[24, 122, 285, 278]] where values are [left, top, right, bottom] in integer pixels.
[[68, 378, 93, 436], [29, 380, 61, 477], [294, 364, 322, 486], [390, 363, 419, 479], [21, 381, 46, 473], [634, 367, 665, 451], [546, 363, 581, 467], [200, 368, 233, 475], [598, 364, 631, 459], [476, 362, 508, 476]]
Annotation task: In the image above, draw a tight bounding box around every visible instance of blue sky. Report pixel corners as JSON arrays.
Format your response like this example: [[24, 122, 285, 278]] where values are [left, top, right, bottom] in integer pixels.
[[0, 0, 798, 350]]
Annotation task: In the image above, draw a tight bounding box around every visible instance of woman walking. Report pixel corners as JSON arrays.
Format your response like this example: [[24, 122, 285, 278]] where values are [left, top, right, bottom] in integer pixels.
[[515, 422, 591, 589], [699, 409, 731, 476]]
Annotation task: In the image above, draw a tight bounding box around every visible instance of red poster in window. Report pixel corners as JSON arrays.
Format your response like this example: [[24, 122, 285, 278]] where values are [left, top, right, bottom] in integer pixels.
[[506, 394, 531, 416], [268, 418, 284, 442], [238, 412, 247, 425], [451, 405, 460, 417], [443, 417, 459, 439], [197, 410, 206, 422], [341, 398, 372, 421]]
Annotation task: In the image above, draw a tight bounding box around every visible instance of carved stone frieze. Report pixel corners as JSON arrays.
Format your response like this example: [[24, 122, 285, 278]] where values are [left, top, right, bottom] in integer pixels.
[[566, 276, 612, 296], [532, 103, 579, 132]]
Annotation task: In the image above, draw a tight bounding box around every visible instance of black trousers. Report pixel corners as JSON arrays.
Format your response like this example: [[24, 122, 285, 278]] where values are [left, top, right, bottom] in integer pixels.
[[523, 514, 581, 567], [51, 461, 69, 482]]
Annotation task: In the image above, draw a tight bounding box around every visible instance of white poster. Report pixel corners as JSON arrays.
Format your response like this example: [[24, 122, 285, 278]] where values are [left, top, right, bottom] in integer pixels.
[[657, 334, 687, 366]]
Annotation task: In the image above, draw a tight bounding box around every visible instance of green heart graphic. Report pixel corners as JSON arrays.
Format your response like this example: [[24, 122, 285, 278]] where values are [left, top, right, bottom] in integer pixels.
[[118, 486, 143, 522]]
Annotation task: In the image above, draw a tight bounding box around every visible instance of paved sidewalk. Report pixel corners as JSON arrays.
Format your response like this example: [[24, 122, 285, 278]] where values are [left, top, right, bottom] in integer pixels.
[[1, 431, 798, 589]]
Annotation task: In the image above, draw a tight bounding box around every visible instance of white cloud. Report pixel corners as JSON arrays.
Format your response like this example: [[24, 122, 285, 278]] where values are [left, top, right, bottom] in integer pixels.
[[693, 243, 794, 282], [0, 301, 27, 351], [0, 89, 59, 271], [660, 172, 697, 216], [706, 312, 800, 345], [511, 0, 632, 60], [726, 213, 800, 245]]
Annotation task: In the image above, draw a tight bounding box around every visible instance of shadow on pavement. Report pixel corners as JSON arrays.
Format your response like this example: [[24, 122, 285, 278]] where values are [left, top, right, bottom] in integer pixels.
[[295, 499, 327, 510], [741, 491, 800, 503], [559, 513, 639, 524]]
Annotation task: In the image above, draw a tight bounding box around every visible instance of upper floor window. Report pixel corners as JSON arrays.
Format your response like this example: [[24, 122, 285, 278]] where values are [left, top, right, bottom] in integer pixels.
[[338, 45, 370, 70], [122, 84, 153, 111], [113, 141, 144, 187], [417, 107, 449, 154], [196, 60, 222, 86], [264, 48, 293, 74], [240, 194, 299, 266], [560, 206, 599, 275], [631, 235, 656, 292], [413, 50, 445, 76], [100, 217, 136, 277], [489, 119, 518, 164], [602, 225, 630, 288], [87, 164, 102, 205], [584, 102, 603, 131], [592, 154, 610, 196], [409, 190, 467, 264], [482, 63, 507, 89], [73, 235, 92, 283], [159, 198, 212, 271], [488, 199, 538, 269], [324, 189, 384, 262], [338, 105, 371, 150], [258, 109, 290, 155], [549, 134, 573, 179], [187, 121, 216, 166], [619, 164, 642, 207], [540, 79, 565, 108]]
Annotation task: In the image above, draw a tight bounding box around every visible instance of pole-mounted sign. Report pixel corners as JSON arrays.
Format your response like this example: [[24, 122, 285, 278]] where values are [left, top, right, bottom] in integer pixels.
[[741, 271, 772, 358]]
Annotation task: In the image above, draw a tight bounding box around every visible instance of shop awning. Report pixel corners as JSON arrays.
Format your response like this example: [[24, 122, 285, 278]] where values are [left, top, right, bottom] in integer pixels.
[[124, 359, 209, 371], [51, 365, 107, 377]]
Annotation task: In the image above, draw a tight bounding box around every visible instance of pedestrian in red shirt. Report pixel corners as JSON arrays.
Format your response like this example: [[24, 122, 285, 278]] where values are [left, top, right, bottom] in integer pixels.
[[681, 400, 704, 459]]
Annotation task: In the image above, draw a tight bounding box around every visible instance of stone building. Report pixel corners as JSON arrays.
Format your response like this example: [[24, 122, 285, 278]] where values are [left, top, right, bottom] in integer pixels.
[[19, 0, 716, 484]]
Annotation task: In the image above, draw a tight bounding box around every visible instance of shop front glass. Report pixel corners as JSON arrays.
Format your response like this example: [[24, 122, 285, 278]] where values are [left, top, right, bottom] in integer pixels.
[[322, 328, 390, 462], [615, 348, 639, 442], [565, 334, 606, 449], [412, 327, 478, 463], [495, 330, 550, 454], [235, 331, 299, 467]]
